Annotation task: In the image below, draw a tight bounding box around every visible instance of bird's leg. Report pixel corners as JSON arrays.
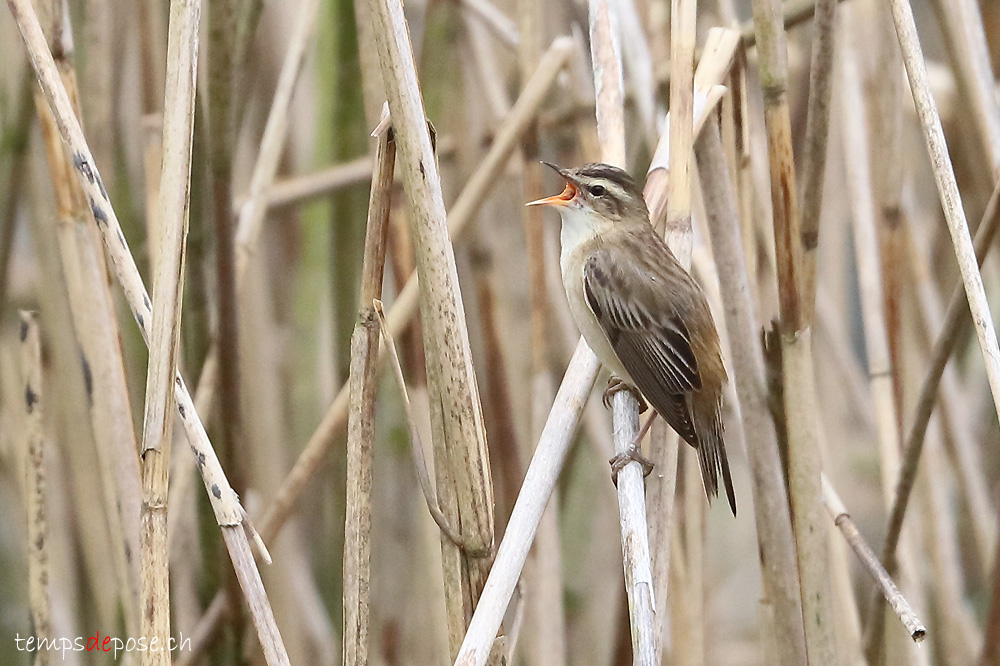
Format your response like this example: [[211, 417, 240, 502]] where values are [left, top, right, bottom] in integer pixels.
[[602, 376, 648, 413], [607, 396, 657, 486]]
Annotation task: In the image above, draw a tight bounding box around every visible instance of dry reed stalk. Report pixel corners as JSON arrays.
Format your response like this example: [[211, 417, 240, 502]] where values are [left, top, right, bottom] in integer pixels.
[[877, 178, 1000, 587], [462, 0, 519, 49], [5, 0, 291, 660], [20, 311, 51, 663], [256, 36, 572, 542], [926, 0, 1000, 177], [841, 38, 932, 663], [516, 1, 566, 663], [454, 340, 602, 666], [917, 437, 980, 665], [797, 0, 837, 318], [749, 0, 838, 660], [665, 0, 697, 260], [343, 118, 396, 666], [821, 477, 926, 641], [885, 0, 1000, 436], [694, 122, 807, 666], [139, 1, 202, 661], [616, 0, 656, 144], [588, 0, 656, 662], [29, 0, 142, 635], [194, 0, 321, 419], [364, 0, 496, 654]]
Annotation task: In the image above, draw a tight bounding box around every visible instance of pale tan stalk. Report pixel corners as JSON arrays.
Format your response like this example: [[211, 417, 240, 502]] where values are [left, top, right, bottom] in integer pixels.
[[194, 0, 321, 418], [257, 37, 573, 543], [821, 477, 926, 641], [841, 34, 928, 663], [615, 0, 657, 144], [926, 0, 1000, 177], [343, 125, 396, 666], [20, 311, 51, 664], [694, 122, 807, 666], [797, 0, 837, 318], [749, 0, 837, 660], [31, 35, 145, 646], [885, 0, 1000, 439], [140, 1, 202, 661], [6, 0, 286, 660], [462, 0, 519, 49], [364, 0, 496, 654], [454, 341, 602, 666], [517, 1, 565, 662], [588, 0, 656, 662]]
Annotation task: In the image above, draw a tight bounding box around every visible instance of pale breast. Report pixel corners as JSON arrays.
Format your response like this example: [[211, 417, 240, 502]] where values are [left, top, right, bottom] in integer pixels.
[[561, 243, 635, 384]]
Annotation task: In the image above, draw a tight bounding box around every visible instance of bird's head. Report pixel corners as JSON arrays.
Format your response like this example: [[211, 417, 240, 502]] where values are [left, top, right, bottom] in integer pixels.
[[526, 162, 650, 241]]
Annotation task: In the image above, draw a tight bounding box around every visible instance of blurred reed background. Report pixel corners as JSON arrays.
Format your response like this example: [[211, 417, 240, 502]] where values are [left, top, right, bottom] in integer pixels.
[[0, 0, 998, 664]]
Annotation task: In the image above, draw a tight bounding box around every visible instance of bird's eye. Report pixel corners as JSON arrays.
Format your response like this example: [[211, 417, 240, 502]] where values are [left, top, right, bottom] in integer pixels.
[[588, 184, 607, 196]]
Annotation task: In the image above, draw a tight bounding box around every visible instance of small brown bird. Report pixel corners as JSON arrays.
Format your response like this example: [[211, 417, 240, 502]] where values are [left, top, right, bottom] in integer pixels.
[[528, 162, 735, 514]]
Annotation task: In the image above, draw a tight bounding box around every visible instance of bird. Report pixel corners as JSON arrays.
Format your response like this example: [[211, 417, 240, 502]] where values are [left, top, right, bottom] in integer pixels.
[[527, 161, 736, 515]]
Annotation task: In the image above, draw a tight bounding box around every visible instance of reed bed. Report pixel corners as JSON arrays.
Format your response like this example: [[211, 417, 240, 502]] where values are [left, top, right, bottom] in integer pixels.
[[1, 0, 998, 665]]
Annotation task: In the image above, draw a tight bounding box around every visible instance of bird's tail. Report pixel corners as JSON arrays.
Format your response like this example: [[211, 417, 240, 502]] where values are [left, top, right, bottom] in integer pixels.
[[691, 399, 736, 516]]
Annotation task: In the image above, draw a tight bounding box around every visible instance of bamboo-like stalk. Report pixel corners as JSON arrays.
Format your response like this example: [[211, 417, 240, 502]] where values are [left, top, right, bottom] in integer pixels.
[[516, 1, 566, 663], [840, 34, 928, 663], [797, 0, 837, 318], [4, 1, 288, 661], [885, 0, 1000, 437], [821, 477, 926, 642], [139, 1, 202, 661], [588, 0, 656, 662], [749, 0, 838, 661], [364, 0, 495, 654], [874, 177, 1000, 619], [694, 121, 807, 666], [256, 37, 572, 542], [343, 119, 396, 666], [20, 311, 51, 662], [454, 340, 601, 666], [926, 0, 1000, 177], [29, 0, 142, 637], [194, 0, 321, 419]]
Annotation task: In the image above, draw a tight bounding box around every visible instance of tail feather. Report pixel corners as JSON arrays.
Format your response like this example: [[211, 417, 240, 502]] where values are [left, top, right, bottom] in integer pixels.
[[691, 402, 736, 516]]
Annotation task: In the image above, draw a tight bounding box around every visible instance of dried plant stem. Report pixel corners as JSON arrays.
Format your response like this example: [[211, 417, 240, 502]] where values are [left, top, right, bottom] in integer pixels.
[[750, 0, 837, 660], [588, 0, 656, 662], [30, 7, 142, 634], [665, 0, 697, 262], [797, 0, 837, 316], [926, 0, 1000, 176], [365, 0, 496, 654], [257, 36, 572, 543], [140, 1, 202, 662], [821, 477, 926, 642], [454, 340, 601, 666], [886, 0, 1000, 436], [695, 122, 807, 666], [20, 311, 51, 659], [876, 179, 1000, 597], [343, 126, 395, 666], [5, 0, 286, 660], [195, 0, 321, 419]]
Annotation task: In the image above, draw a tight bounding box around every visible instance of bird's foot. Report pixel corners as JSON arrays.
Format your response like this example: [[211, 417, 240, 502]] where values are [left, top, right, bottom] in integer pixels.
[[602, 376, 648, 413], [609, 444, 655, 486]]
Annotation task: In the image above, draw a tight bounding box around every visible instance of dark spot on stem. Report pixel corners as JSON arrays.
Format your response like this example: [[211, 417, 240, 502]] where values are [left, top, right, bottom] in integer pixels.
[[178, 402, 186, 418], [20, 319, 28, 341], [143, 294, 151, 312], [73, 153, 95, 184], [419, 160, 425, 177], [81, 353, 93, 404], [25, 385, 37, 412], [137, 312, 144, 330], [195, 451, 206, 468], [88, 196, 107, 226], [211, 483, 222, 499]]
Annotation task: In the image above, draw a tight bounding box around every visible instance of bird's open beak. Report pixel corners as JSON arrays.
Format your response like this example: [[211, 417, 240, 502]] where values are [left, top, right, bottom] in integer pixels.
[[526, 161, 579, 207]]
